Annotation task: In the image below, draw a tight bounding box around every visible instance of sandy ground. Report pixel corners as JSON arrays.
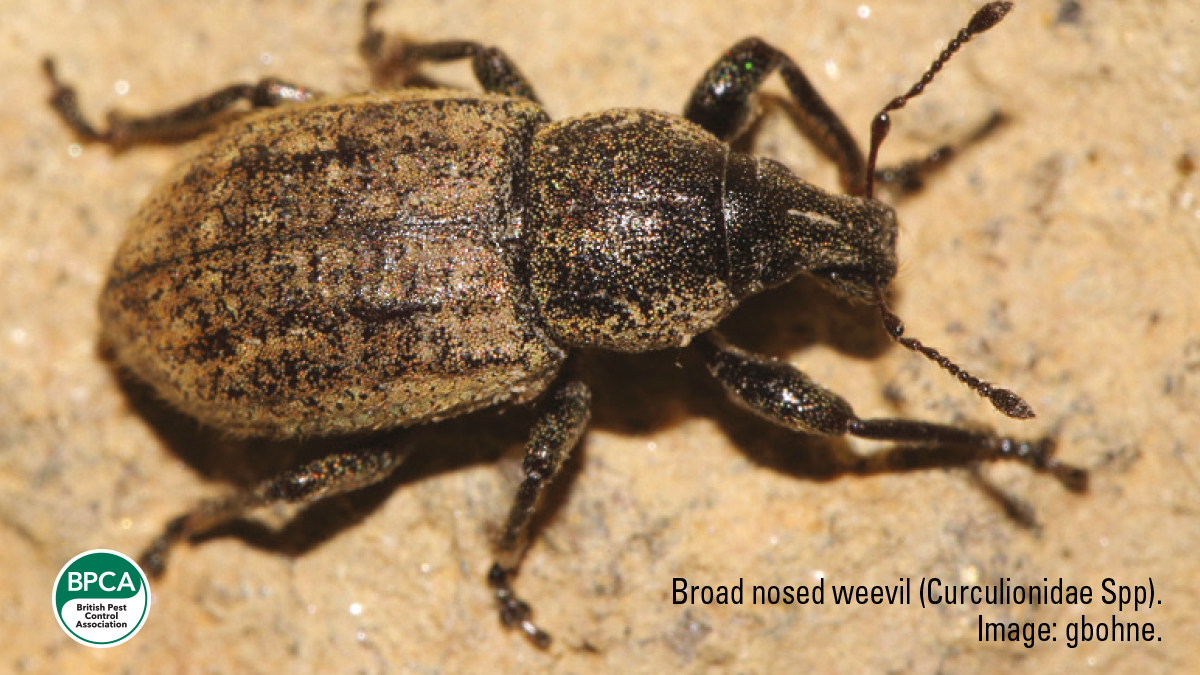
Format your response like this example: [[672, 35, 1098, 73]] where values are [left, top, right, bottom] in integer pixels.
[[2, 1, 1198, 673]]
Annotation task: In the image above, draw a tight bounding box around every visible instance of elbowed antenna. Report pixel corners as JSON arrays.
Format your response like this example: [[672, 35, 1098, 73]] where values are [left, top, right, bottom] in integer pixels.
[[864, 1, 1014, 199], [863, 3, 1030, 419]]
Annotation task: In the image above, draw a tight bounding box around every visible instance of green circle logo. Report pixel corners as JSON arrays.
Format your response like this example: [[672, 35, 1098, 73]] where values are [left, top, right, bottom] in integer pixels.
[[52, 549, 150, 647]]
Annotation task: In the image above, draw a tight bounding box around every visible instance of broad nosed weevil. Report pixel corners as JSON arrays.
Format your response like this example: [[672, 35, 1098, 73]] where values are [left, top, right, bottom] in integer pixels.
[[45, 1, 1085, 647]]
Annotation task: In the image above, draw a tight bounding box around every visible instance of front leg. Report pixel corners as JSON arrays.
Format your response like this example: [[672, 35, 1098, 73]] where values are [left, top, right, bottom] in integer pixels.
[[693, 332, 1087, 490], [684, 37, 866, 195]]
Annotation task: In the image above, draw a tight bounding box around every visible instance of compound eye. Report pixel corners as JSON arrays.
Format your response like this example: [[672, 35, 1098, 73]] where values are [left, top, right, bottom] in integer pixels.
[[816, 264, 870, 285], [813, 265, 878, 301]]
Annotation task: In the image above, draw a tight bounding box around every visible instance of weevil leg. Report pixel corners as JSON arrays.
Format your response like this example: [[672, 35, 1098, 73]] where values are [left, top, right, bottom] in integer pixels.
[[359, 0, 541, 104], [138, 444, 408, 578], [684, 37, 867, 195], [489, 378, 591, 648], [42, 58, 319, 146], [693, 332, 1088, 491]]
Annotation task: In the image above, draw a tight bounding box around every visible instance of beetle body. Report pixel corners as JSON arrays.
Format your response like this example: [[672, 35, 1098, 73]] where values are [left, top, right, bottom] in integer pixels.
[[48, 1, 1081, 647], [104, 91, 893, 438]]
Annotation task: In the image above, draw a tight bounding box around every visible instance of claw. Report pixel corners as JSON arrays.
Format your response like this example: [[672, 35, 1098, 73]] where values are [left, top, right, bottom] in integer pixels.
[[489, 563, 552, 648]]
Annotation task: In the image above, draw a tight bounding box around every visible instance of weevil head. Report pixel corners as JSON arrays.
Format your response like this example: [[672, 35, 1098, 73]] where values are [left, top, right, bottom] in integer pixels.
[[803, 195, 899, 302], [725, 154, 898, 302]]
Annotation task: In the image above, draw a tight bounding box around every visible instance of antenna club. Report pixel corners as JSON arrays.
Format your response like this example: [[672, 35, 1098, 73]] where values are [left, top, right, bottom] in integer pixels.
[[968, 2, 1015, 35], [988, 387, 1036, 419], [874, 285, 1036, 421]]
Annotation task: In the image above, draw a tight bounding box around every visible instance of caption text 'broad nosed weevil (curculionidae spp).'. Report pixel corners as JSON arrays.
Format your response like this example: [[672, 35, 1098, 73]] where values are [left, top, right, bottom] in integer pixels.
[[45, 1, 1085, 647]]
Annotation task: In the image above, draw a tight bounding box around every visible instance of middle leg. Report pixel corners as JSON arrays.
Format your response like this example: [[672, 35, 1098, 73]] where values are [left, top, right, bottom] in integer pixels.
[[359, 0, 541, 103], [488, 377, 591, 648]]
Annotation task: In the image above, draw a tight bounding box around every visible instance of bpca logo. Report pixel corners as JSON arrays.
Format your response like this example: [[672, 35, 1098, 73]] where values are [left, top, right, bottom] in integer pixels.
[[52, 550, 150, 647]]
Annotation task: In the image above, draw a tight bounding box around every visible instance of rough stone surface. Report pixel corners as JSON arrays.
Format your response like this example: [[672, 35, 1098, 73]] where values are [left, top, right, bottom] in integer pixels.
[[2, 1, 1197, 673]]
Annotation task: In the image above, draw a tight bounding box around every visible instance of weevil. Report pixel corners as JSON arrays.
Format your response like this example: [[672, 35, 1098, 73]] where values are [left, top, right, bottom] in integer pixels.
[[46, 1, 1086, 646]]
